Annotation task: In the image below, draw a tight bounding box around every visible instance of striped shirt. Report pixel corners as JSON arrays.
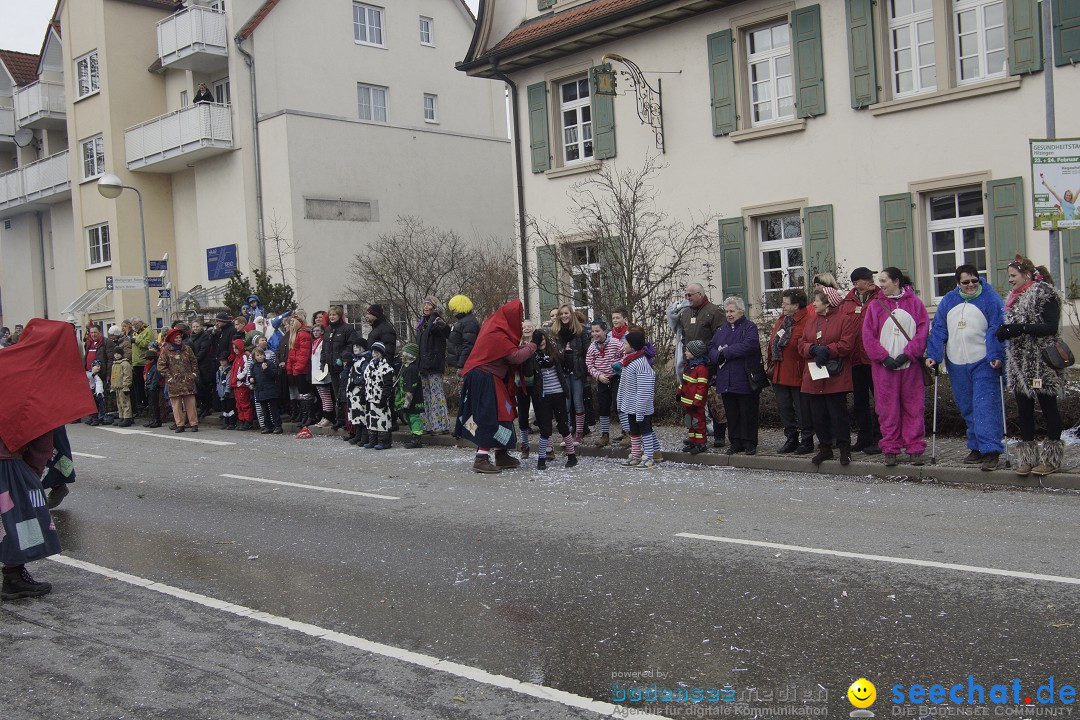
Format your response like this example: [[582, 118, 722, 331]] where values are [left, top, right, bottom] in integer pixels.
[[540, 366, 563, 396], [616, 355, 655, 418]]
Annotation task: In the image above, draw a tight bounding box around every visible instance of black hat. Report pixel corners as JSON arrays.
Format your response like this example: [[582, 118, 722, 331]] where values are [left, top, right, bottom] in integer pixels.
[[370, 341, 387, 356], [367, 304, 384, 319], [850, 267, 875, 282], [626, 330, 646, 351], [215, 311, 233, 322]]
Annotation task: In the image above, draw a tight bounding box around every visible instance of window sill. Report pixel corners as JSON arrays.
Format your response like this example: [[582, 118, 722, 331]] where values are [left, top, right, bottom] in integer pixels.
[[424, 119, 439, 124], [729, 118, 806, 143], [545, 160, 601, 179], [80, 174, 104, 185], [354, 40, 387, 50], [869, 76, 1021, 116], [75, 89, 101, 103], [87, 262, 111, 270], [421, 42, 435, 48]]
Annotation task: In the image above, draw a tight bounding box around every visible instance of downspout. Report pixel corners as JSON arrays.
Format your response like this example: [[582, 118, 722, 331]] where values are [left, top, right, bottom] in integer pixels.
[[490, 59, 530, 305], [234, 32, 267, 272], [36, 211, 48, 318]]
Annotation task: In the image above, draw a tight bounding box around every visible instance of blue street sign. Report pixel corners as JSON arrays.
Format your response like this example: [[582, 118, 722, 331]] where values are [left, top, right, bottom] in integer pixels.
[[149, 260, 168, 271], [206, 244, 238, 281], [146, 277, 165, 288], [158, 289, 171, 299]]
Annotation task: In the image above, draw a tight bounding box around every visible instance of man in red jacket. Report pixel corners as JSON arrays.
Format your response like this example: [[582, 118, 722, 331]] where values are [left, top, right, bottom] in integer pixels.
[[840, 267, 882, 455]]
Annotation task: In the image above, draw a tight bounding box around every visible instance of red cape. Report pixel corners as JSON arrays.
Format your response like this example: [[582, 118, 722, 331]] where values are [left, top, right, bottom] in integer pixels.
[[462, 299, 524, 375], [0, 319, 98, 450]]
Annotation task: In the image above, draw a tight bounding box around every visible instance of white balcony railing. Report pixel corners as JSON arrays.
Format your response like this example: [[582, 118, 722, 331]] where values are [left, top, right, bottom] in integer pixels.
[[157, 7, 228, 71], [0, 151, 71, 213], [125, 103, 233, 171], [0, 106, 15, 138], [14, 80, 66, 127]]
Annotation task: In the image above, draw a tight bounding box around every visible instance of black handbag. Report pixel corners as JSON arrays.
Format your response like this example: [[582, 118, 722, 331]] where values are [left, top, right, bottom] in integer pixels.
[[1042, 339, 1075, 370], [825, 357, 844, 376], [741, 323, 770, 393]]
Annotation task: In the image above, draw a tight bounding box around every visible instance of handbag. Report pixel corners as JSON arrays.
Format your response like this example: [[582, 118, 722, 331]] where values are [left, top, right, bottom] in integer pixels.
[[875, 298, 933, 387], [1041, 339, 1075, 370], [741, 322, 770, 393], [825, 357, 845, 376]]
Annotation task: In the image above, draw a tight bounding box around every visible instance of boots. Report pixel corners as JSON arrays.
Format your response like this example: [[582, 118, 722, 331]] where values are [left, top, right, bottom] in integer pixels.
[[619, 434, 631, 448], [494, 448, 521, 469], [838, 444, 851, 466], [404, 436, 423, 449], [713, 422, 727, 448], [1015, 441, 1038, 476], [47, 484, 70, 509], [565, 453, 578, 468], [473, 454, 500, 474], [519, 442, 530, 459], [2, 565, 52, 600], [374, 431, 392, 450], [811, 444, 834, 466], [594, 432, 610, 447], [1032, 440, 1064, 476]]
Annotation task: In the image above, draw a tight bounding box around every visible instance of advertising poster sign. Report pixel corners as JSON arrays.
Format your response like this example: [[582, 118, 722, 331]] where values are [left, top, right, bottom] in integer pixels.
[[1031, 138, 1080, 230]]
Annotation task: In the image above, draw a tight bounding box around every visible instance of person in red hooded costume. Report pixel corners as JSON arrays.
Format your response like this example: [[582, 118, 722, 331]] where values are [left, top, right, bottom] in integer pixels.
[[0, 319, 97, 600], [455, 299, 537, 474]]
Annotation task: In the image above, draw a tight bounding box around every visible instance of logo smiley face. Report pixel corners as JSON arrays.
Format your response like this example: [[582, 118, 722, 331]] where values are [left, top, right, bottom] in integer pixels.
[[848, 679, 876, 709]]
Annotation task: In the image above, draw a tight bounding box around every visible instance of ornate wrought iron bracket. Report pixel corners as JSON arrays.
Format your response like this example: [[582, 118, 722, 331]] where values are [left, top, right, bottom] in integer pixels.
[[596, 53, 666, 153]]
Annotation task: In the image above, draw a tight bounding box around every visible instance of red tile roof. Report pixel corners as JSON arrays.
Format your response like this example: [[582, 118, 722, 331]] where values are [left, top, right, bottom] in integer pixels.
[[237, 0, 283, 40], [490, 0, 659, 54], [0, 50, 41, 86]]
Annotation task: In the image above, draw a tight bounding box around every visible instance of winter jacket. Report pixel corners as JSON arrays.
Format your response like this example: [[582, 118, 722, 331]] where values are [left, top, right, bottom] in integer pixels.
[[228, 339, 248, 387], [215, 323, 237, 361], [110, 358, 133, 392], [586, 337, 621, 379], [157, 342, 199, 396], [249, 358, 281, 401], [766, 307, 811, 387], [144, 357, 161, 394], [131, 325, 154, 366], [367, 317, 397, 359], [216, 365, 230, 400], [1001, 281, 1064, 398], [323, 318, 360, 371], [678, 300, 724, 344], [265, 311, 293, 353], [84, 336, 115, 381], [446, 312, 480, 369], [113, 335, 132, 362], [416, 313, 450, 374], [708, 316, 762, 395], [840, 287, 879, 366], [798, 307, 856, 395], [556, 326, 590, 379], [862, 286, 929, 370], [285, 326, 314, 376], [187, 329, 215, 378], [616, 353, 655, 419], [678, 358, 710, 409], [311, 338, 330, 384], [926, 278, 1005, 368], [397, 358, 424, 412]]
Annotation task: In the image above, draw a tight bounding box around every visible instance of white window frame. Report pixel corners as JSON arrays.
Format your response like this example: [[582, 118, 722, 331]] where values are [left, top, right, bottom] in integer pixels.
[[419, 16, 434, 46], [210, 0, 225, 11], [423, 93, 438, 123], [81, 135, 105, 180], [75, 51, 100, 99], [559, 75, 593, 166], [570, 244, 600, 321], [953, 0, 1007, 85], [926, 187, 989, 300], [180, 90, 189, 106], [758, 213, 805, 312], [888, 0, 937, 97], [745, 20, 794, 127], [357, 83, 388, 123], [213, 77, 231, 105], [87, 223, 111, 269], [353, 3, 385, 47]]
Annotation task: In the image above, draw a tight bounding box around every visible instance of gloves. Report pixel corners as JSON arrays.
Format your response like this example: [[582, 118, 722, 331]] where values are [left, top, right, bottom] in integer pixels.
[[994, 324, 1025, 340], [812, 346, 830, 366], [893, 353, 909, 367], [715, 350, 726, 364], [882, 354, 908, 370]]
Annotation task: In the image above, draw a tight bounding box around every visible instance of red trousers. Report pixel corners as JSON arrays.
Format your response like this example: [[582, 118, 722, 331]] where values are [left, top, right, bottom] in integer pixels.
[[233, 385, 254, 422], [685, 405, 707, 446]]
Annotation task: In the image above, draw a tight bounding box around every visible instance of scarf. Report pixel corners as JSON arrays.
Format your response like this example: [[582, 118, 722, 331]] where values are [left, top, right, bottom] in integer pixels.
[[770, 313, 795, 359], [610, 325, 627, 341], [1005, 281, 1034, 308], [621, 349, 646, 367], [959, 283, 983, 301]]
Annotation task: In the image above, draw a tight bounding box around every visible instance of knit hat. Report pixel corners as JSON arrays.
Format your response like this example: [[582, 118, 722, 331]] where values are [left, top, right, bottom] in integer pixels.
[[626, 330, 646, 351], [448, 295, 473, 314], [402, 342, 419, 358], [822, 286, 844, 308], [367, 304, 384, 319], [113, 345, 124, 356], [686, 340, 707, 358], [850, 266, 875, 282], [421, 297, 439, 309], [370, 341, 387, 356]]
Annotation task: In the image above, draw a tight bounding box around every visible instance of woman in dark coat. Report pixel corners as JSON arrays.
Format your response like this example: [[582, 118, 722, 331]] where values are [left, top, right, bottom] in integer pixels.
[[555, 304, 591, 442], [798, 287, 857, 466], [707, 296, 763, 455], [416, 297, 451, 433], [322, 305, 360, 429], [447, 294, 481, 371]]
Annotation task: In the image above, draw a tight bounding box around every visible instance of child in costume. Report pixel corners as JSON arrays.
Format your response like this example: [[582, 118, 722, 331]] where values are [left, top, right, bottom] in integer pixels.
[[363, 342, 396, 449], [678, 340, 710, 453], [615, 330, 658, 469], [396, 343, 425, 448], [249, 347, 283, 434], [229, 338, 254, 430], [586, 320, 621, 447], [87, 361, 106, 426], [531, 329, 577, 470], [345, 343, 371, 446], [216, 357, 235, 429], [111, 346, 134, 427]]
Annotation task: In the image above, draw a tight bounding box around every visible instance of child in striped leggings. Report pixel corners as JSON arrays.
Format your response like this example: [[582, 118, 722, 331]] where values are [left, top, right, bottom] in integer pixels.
[[615, 330, 659, 469], [531, 330, 578, 470]]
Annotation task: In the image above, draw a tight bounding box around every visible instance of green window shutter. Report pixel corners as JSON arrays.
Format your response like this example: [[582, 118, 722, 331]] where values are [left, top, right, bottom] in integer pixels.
[[538, 0, 554, 10], [803, 204, 836, 277], [792, 5, 826, 118], [590, 65, 616, 160], [599, 236, 625, 311], [536, 245, 559, 312], [1054, 0, 1080, 66], [1063, 228, 1080, 294], [879, 193, 915, 273], [986, 177, 1028, 294], [527, 82, 550, 174], [845, 0, 878, 108], [707, 30, 737, 136], [719, 217, 748, 304], [1008, 0, 1043, 75]]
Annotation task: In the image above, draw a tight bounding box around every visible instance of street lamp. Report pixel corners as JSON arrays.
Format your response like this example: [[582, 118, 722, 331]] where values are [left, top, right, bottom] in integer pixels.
[[97, 173, 152, 325]]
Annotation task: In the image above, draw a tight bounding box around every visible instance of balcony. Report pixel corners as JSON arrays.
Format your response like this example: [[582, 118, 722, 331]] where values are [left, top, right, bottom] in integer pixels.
[[0, 106, 14, 147], [0, 151, 72, 219], [157, 7, 229, 73], [14, 80, 66, 129], [125, 102, 233, 172]]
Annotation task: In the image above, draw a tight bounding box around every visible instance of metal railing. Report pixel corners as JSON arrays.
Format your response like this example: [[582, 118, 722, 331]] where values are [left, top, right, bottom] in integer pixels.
[[158, 6, 227, 62], [14, 80, 66, 124], [125, 103, 232, 166], [0, 150, 71, 208], [0, 106, 14, 137]]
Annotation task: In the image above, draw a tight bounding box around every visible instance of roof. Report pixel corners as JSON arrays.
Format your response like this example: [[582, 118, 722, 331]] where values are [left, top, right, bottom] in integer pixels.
[[237, 0, 283, 41], [490, 0, 657, 54], [0, 50, 41, 86]]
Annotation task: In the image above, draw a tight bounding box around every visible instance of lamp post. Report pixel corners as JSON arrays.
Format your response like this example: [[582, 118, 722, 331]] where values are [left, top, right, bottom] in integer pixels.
[[97, 173, 152, 325]]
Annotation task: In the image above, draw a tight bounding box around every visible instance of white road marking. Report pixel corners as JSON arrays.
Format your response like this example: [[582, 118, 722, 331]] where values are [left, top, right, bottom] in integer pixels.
[[221, 474, 400, 500], [676, 533, 1080, 586], [47, 555, 655, 718], [97, 426, 235, 446], [72, 452, 107, 459]]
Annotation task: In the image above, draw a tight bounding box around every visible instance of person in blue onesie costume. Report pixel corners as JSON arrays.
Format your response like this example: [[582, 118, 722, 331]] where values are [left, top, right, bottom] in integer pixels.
[[925, 264, 1005, 471]]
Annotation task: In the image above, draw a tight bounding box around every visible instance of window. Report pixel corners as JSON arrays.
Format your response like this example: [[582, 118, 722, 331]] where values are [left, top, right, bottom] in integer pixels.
[[954, 0, 1006, 84], [330, 301, 366, 332], [81, 135, 105, 180], [213, 78, 231, 105], [353, 3, 384, 46], [423, 93, 438, 123], [87, 224, 111, 268], [560, 76, 592, 164], [927, 188, 988, 299], [419, 16, 433, 46], [181, 90, 189, 106], [570, 245, 600, 320], [357, 83, 388, 123], [759, 214, 805, 310], [210, 0, 225, 11], [746, 21, 794, 126], [76, 51, 100, 98], [889, 0, 936, 96]]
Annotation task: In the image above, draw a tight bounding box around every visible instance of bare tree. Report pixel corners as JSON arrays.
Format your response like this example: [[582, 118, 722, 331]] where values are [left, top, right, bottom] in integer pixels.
[[264, 212, 301, 289], [458, 239, 520, 321]]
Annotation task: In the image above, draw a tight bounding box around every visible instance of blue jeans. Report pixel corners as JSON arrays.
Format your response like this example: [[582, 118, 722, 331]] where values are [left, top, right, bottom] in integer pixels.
[[565, 375, 584, 414]]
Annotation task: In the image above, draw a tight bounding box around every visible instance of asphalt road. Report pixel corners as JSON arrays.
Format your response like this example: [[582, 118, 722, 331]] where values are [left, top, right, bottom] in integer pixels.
[[3, 422, 1079, 719]]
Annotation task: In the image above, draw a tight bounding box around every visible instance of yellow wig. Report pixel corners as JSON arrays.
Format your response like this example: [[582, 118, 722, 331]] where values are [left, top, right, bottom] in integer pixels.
[[448, 294, 474, 314]]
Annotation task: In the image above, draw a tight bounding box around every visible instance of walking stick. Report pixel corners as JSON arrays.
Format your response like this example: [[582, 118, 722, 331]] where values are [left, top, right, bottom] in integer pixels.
[[931, 364, 939, 465], [999, 374, 1011, 469]]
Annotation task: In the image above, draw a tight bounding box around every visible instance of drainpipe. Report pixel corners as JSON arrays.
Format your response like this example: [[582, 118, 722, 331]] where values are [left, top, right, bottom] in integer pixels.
[[36, 211, 48, 318], [234, 32, 267, 272], [490, 60, 530, 305]]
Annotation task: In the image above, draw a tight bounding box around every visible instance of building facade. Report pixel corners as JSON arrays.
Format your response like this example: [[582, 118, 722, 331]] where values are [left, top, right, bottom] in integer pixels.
[[1, 0, 513, 329], [459, 0, 1080, 321]]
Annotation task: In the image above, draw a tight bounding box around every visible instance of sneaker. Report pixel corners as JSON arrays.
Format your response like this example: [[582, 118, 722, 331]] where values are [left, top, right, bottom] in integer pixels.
[[636, 459, 656, 470], [47, 484, 70, 509], [962, 449, 983, 464], [621, 456, 641, 467], [315, 418, 332, 428], [565, 454, 578, 468], [1, 566, 52, 601]]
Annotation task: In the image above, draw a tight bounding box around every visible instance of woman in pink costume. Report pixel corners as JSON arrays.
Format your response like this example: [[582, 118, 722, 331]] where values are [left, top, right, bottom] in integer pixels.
[[862, 267, 930, 467]]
